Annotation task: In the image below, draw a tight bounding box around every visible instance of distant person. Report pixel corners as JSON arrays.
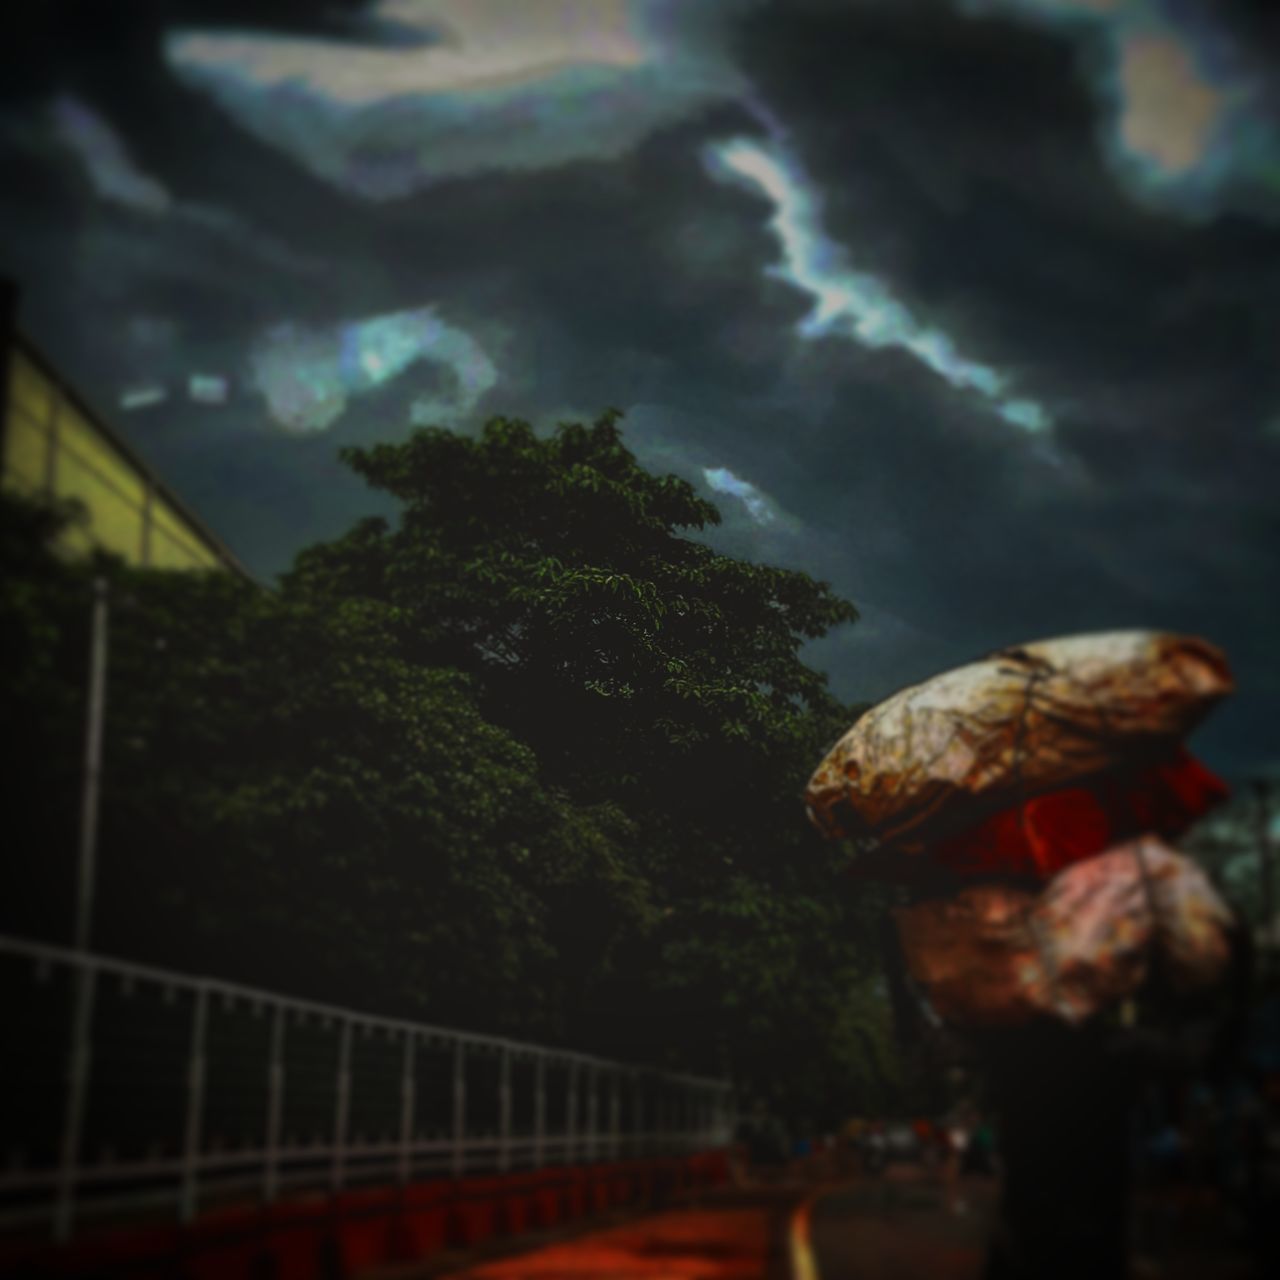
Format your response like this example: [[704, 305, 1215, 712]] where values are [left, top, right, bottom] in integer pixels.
[[962, 1119, 996, 1177], [732, 1100, 788, 1185]]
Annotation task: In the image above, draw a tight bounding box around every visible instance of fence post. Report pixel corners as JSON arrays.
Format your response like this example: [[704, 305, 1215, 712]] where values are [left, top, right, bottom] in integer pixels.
[[609, 1071, 621, 1160], [498, 1048, 512, 1173], [586, 1068, 598, 1164], [180, 985, 210, 1222], [398, 1033, 416, 1186], [53, 962, 96, 1242], [451, 1042, 466, 1179], [332, 1020, 353, 1193], [635, 1079, 645, 1158], [264, 1005, 285, 1202], [566, 1062, 578, 1165], [533, 1054, 546, 1169], [74, 578, 109, 954]]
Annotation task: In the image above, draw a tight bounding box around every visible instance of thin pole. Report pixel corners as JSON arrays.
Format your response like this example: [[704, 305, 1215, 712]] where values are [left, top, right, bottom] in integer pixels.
[[53, 962, 96, 1241], [635, 1081, 645, 1158], [398, 1034, 416, 1186], [179, 986, 210, 1222], [498, 1049, 512, 1173], [609, 1072, 621, 1160], [264, 1006, 286, 1203], [451, 1043, 466, 1179], [566, 1063, 578, 1165], [75, 578, 109, 953], [533, 1055, 546, 1169], [586, 1068, 598, 1164], [53, 580, 109, 1241], [332, 1021, 353, 1193]]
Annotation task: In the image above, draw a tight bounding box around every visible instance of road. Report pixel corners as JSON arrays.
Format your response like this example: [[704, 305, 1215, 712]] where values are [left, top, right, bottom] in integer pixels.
[[393, 1168, 995, 1280], [372, 1164, 1258, 1280], [798, 1166, 996, 1280]]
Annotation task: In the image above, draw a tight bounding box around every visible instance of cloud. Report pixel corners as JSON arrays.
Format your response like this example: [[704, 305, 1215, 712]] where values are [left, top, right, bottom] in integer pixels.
[[960, 0, 1280, 221], [1116, 31, 1223, 177], [249, 305, 498, 433], [191, 0, 650, 105], [705, 135, 1053, 433], [702, 465, 776, 526], [49, 94, 173, 215], [17, 95, 326, 281], [164, 0, 746, 199]]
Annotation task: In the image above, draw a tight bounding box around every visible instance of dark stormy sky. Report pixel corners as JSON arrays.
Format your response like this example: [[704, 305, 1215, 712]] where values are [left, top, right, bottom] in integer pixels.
[[3, 0, 1279, 778]]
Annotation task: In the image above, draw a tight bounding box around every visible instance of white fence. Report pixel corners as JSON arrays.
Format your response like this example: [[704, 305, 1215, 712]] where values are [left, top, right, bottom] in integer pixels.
[[0, 933, 734, 1241]]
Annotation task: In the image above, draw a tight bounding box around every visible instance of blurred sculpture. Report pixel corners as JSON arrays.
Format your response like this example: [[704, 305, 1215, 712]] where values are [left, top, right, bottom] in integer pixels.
[[806, 630, 1242, 1280]]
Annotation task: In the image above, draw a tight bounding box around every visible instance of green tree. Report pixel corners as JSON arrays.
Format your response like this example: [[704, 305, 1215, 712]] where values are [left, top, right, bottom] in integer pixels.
[[0, 492, 96, 942], [0, 489, 649, 1036], [287, 412, 884, 1109], [2, 409, 899, 1122], [286, 412, 857, 877]]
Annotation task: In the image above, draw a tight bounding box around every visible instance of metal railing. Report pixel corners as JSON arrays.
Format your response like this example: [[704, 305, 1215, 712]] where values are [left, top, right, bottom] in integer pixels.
[[0, 933, 733, 1241]]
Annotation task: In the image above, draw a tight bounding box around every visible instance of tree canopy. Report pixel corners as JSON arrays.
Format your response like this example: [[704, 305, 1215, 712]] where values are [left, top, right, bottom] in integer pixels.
[[2, 411, 901, 1123]]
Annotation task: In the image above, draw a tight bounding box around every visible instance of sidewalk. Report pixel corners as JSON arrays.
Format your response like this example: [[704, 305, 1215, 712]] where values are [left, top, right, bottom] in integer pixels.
[[364, 1185, 801, 1280]]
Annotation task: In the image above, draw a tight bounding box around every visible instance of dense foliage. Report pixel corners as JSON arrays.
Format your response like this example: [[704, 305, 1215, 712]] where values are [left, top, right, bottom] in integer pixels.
[[1, 412, 902, 1124]]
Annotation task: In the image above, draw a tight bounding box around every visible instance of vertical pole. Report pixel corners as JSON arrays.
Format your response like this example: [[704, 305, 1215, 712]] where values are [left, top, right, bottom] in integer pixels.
[[586, 1068, 598, 1165], [53, 961, 96, 1241], [609, 1072, 621, 1161], [332, 1021, 353, 1193], [75, 578, 109, 954], [398, 1034, 416, 1186], [533, 1055, 546, 1169], [635, 1081, 645, 1158], [180, 986, 210, 1222], [566, 1063, 578, 1165], [498, 1049, 512, 1173], [451, 1043, 466, 1179], [264, 1005, 285, 1203]]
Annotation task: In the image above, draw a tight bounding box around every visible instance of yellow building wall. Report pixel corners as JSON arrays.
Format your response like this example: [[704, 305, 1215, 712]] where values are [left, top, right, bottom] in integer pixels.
[[3, 343, 237, 575]]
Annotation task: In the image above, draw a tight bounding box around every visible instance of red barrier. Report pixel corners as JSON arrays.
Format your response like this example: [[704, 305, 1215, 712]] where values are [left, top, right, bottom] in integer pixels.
[[391, 1181, 448, 1262], [54, 1223, 180, 1279], [587, 1165, 612, 1214], [496, 1172, 544, 1236], [560, 1169, 588, 1221], [650, 1156, 685, 1204], [630, 1160, 656, 1205], [180, 1203, 266, 1280], [529, 1169, 565, 1228], [687, 1153, 716, 1188], [258, 1195, 331, 1280], [331, 1187, 400, 1278], [4, 1151, 734, 1280], [605, 1163, 632, 1208], [446, 1177, 499, 1248]]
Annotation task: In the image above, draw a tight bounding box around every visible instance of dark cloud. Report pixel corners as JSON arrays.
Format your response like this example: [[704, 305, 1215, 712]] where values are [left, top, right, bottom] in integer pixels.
[[719, 0, 1280, 766], [2, 0, 1277, 778]]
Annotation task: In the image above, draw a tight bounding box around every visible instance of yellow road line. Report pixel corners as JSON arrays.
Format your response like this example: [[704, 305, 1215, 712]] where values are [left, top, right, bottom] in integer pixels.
[[789, 1191, 821, 1280]]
